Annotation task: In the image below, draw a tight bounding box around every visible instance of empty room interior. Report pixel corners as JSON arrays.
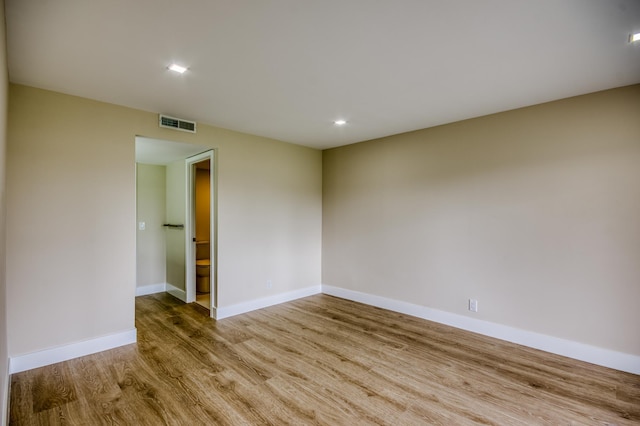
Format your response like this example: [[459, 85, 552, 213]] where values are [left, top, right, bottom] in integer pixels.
[[1, 1, 639, 424]]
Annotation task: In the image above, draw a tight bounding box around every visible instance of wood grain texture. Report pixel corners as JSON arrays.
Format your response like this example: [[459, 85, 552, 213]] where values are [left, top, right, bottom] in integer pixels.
[[10, 293, 640, 425]]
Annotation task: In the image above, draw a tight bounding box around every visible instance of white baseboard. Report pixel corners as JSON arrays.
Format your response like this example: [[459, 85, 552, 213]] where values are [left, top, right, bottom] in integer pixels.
[[2, 358, 8, 426], [215, 285, 322, 320], [321, 285, 640, 375], [166, 283, 187, 302], [9, 328, 137, 374], [135, 282, 166, 296]]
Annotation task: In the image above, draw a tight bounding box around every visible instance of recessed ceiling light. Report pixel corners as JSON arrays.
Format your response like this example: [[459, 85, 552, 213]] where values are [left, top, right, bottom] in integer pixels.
[[334, 119, 347, 126], [630, 32, 640, 43], [168, 63, 188, 74]]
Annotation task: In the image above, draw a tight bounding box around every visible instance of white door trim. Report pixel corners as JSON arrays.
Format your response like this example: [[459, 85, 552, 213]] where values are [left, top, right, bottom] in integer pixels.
[[185, 151, 215, 310]]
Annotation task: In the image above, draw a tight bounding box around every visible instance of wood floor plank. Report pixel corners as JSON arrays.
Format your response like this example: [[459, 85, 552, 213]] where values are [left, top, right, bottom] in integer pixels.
[[30, 364, 78, 414], [10, 293, 640, 425]]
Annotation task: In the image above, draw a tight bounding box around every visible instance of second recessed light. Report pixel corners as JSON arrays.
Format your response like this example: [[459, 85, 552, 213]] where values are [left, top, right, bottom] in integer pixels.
[[334, 119, 347, 126]]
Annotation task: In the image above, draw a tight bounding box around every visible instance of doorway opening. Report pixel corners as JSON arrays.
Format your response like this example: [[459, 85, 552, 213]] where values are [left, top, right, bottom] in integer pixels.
[[135, 136, 216, 317], [186, 151, 216, 313], [194, 159, 211, 309]]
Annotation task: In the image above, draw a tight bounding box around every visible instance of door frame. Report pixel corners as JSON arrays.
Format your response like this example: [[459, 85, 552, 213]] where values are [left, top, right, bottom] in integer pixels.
[[185, 150, 216, 314]]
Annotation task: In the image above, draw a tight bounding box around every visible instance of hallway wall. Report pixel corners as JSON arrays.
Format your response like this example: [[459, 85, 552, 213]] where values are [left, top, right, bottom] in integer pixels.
[[136, 164, 166, 289]]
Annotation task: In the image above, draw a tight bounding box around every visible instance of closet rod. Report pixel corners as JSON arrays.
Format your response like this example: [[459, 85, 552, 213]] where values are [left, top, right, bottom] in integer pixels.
[[162, 224, 184, 229]]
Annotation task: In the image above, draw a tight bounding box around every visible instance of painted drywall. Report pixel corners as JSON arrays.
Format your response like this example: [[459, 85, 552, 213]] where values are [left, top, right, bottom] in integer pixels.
[[165, 160, 186, 292], [0, 0, 10, 421], [323, 85, 640, 357], [6, 84, 322, 357], [216, 132, 322, 306], [136, 164, 166, 288]]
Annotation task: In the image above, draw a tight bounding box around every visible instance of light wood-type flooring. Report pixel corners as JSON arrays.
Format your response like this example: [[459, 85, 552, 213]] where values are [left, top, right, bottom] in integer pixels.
[[9, 293, 640, 425], [195, 292, 210, 310]]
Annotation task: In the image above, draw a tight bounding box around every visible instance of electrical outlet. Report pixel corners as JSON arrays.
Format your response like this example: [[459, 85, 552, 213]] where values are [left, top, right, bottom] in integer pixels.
[[469, 299, 478, 312], [266, 280, 272, 289], [138, 221, 146, 231]]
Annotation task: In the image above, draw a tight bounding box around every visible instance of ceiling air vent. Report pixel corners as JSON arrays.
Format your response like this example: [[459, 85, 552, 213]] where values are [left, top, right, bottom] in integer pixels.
[[159, 114, 197, 133]]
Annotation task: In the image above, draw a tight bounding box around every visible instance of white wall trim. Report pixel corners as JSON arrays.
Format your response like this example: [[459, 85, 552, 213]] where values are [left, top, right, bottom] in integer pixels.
[[2, 360, 9, 426], [215, 285, 322, 320], [135, 282, 167, 296], [9, 328, 137, 374], [166, 283, 187, 302], [321, 285, 640, 375]]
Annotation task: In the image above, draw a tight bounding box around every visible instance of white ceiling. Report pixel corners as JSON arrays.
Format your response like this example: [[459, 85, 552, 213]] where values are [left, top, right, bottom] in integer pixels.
[[5, 1, 640, 150], [135, 137, 210, 165]]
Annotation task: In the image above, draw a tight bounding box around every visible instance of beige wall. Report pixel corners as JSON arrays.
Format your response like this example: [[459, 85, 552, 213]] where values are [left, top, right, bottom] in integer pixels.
[[165, 159, 186, 291], [0, 0, 9, 420], [217, 132, 322, 306], [136, 164, 166, 288], [323, 85, 640, 356], [7, 84, 322, 356]]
